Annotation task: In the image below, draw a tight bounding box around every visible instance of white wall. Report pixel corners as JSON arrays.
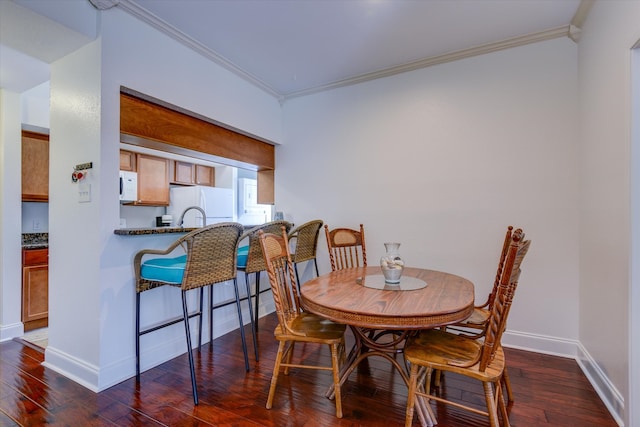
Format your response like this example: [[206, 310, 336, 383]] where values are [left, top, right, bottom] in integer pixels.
[[42, 6, 283, 391], [578, 2, 640, 425], [0, 89, 24, 341], [281, 37, 580, 349]]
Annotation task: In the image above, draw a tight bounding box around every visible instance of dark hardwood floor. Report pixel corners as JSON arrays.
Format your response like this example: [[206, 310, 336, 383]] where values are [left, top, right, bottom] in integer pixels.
[[1, 313, 617, 426]]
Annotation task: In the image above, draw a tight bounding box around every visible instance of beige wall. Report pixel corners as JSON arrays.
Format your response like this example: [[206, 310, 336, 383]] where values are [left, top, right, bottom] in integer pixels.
[[578, 1, 640, 425], [282, 38, 580, 348]]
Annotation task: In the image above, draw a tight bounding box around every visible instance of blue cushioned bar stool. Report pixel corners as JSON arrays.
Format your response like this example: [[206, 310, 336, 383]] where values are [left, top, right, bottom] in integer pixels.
[[134, 222, 245, 405]]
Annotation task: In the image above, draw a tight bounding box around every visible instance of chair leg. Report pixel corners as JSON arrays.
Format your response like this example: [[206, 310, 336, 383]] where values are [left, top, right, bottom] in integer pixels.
[[254, 272, 261, 329], [266, 340, 286, 410], [405, 362, 419, 427], [502, 365, 515, 403], [197, 287, 203, 350], [313, 258, 319, 277], [233, 278, 251, 371], [243, 275, 259, 362], [483, 381, 499, 427], [135, 292, 141, 380], [181, 291, 199, 405], [497, 379, 511, 427], [293, 263, 301, 292], [330, 343, 343, 418], [209, 284, 214, 344]]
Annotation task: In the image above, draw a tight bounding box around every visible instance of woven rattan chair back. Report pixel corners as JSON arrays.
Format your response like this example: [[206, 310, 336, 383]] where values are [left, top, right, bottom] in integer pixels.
[[324, 224, 367, 271], [181, 223, 244, 290], [241, 220, 292, 274], [288, 219, 323, 284], [134, 222, 244, 293]]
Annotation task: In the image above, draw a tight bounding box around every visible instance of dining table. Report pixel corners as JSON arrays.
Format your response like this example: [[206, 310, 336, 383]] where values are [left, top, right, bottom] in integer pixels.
[[300, 265, 475, 426]]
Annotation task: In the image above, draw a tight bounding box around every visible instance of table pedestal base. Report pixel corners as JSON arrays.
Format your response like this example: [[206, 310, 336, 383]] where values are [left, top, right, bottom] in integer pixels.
[[325, 326, 437, 426]]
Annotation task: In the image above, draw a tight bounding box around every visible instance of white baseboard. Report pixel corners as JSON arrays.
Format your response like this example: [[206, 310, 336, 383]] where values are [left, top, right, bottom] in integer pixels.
[[43, 345, 100, 392], [577, 343, 625, 427], [0, 321, 23, 342], [502, 329, 624, 426], [41, 299, 274, 392]]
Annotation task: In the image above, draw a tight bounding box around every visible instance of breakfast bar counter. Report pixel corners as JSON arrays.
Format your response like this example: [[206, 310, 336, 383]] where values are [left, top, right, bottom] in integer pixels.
[[114, 227, 199, 236]]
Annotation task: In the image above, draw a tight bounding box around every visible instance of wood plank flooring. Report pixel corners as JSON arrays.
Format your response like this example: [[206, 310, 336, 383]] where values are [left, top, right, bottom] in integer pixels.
[[1, 313, 617, 426]]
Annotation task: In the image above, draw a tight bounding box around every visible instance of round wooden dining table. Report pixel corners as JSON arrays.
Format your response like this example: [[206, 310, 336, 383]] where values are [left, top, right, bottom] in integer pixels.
[[300, 265, 475, 426]]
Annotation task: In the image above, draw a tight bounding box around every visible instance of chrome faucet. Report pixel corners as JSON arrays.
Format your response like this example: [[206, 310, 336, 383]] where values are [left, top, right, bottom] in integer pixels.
[[178, 206, 206, 227]]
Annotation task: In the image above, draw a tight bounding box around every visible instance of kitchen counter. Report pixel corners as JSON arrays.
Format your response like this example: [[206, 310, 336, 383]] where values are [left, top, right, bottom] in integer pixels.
[[114, 227, 199, 236], [22, 233, 48, 249], [114, 224, 269, 236]]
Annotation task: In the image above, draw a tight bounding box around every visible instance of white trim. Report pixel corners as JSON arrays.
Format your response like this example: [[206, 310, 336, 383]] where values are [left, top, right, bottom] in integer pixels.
[[577, 343, 625, 427], [42, 346, 101, 393], [0, 321, 24, 342], [629, 41, 640, 427], [501, 329, 624, 426]]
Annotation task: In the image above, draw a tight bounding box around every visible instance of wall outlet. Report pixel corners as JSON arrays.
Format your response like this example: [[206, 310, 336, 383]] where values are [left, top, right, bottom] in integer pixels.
[[33, 219, 41, 231]]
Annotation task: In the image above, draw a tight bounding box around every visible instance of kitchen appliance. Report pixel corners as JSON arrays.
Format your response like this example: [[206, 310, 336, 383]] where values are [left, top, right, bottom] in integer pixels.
[[238, 178, 271, 225], [119, 171, 138, 202], [166, 186, 234, 227]]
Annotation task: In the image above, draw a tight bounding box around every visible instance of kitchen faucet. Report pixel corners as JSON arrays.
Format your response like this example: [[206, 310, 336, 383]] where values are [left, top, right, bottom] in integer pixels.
[[178, 206, 206, 227]]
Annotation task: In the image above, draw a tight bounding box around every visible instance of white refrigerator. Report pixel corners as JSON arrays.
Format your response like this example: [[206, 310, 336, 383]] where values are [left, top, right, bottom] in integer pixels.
[[166, 186, 234, 227]]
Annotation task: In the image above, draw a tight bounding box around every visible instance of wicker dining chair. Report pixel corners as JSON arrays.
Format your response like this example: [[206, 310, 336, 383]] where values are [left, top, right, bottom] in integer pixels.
[[324, 223, 367, 271], [288, 219, 323, 286], [134, 222, 244, 405], [404, 229, 530, 427], [237, 220, 292, 330], [445, 225, 523, 402], [258, 227, 346, 418]]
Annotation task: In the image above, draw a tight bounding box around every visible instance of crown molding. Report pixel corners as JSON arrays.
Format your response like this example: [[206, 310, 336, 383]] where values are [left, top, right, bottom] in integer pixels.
[[284, 25, 571, 100]]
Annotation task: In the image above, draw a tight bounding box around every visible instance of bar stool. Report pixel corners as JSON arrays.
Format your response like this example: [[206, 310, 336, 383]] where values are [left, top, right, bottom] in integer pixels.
[[134, 222, 244, 405]]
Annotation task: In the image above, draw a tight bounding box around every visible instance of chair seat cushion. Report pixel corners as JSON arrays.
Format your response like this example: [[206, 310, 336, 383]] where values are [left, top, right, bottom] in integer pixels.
[[140, 255, 187, 284], [237, 245, 249, 268]]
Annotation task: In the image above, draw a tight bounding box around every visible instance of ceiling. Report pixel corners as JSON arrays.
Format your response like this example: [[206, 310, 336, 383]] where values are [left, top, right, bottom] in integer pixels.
[[1, 0, 588, 99]]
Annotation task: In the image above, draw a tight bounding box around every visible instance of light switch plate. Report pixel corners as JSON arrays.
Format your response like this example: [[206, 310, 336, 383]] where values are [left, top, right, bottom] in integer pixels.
[[78, 183, 91, 203]]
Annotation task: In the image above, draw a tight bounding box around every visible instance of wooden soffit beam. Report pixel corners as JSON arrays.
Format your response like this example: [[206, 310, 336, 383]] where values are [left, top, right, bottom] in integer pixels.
[[120, 90, 274, 170]]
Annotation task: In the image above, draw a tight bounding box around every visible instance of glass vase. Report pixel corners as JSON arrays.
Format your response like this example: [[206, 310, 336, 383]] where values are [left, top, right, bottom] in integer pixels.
[[380, 242, 404, 284]]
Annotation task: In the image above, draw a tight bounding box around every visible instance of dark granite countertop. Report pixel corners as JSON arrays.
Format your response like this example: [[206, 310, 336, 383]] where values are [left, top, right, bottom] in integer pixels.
[[114, 227, 199, 236], [22, 233, 49, 249], [114, 224, 268, 236]]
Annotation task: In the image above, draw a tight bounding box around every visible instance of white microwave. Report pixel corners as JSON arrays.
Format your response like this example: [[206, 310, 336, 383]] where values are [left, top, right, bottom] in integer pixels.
[[119, 171, 138, 202]]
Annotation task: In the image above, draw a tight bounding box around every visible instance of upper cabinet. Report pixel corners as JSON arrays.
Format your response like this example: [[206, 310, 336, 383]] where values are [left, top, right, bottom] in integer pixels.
[[120, 150, 136, 171], [120, 150, 170, 206], [170, 160, 215, 187], [22, 131, 49, 202], [135, 153, 170, 206], [195, 164, 214, 186]]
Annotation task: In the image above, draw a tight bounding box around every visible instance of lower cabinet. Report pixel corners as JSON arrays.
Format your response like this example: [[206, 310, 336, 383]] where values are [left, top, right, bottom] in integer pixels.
[[22, 248, 48, 331]]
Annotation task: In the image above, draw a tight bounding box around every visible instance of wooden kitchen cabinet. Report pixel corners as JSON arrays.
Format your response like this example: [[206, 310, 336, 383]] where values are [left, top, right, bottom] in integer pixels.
[[195, 164, 215, 186], [170, 161, 215, 186], [120, 150, 136, 171], [135, 153, 170, 205], [171, 160, 195, 185], [22, 248, 48, 331], [22, 131, 49, 202]]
